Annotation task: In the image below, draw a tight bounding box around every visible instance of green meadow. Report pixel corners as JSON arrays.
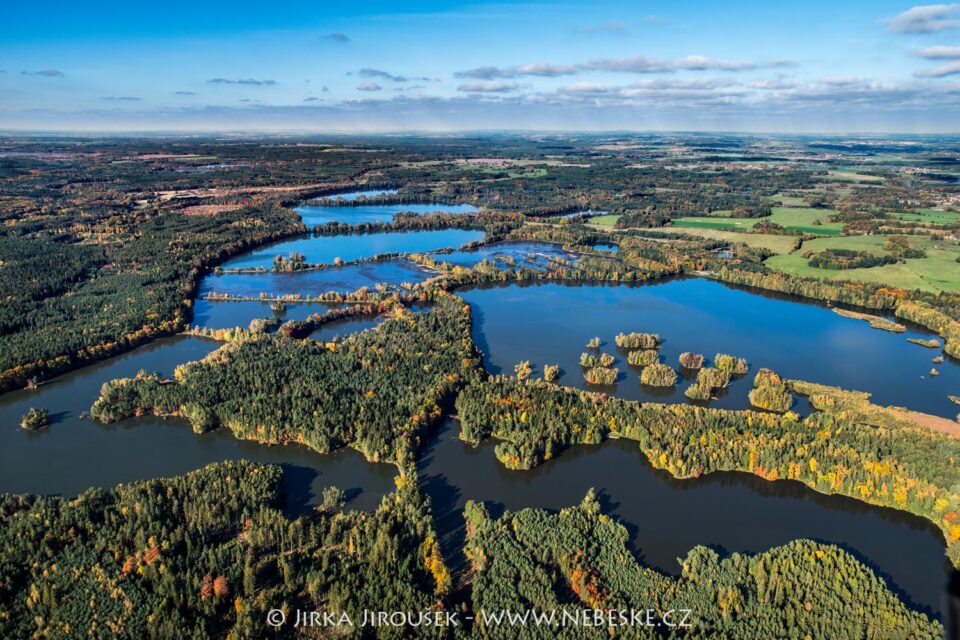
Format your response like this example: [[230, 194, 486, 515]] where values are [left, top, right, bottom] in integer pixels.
[[765, 234, 960, 293]]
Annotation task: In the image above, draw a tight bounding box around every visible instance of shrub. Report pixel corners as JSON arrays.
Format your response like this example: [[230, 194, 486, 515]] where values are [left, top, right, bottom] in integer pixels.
[[580, 352, 615, 368], [753, 368, 783, 388], [543, 364, 560, 382], [586, 337, 601, 349], [684, 382, 712, 401], [697, 366, 731, 390], [749, 385, 793, 412], [627, 349, 659, 367], [640, 363, 677, 387], [514, 360, 532, 381], [584, 366, 618, 385], [615, 332, 661, 350], [715, 353, 748, 376], [679, 351, 704, 369], [20, 407, 49, 431]]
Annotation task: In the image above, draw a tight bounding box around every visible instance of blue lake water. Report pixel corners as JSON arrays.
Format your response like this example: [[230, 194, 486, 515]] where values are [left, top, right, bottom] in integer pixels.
[[460, 278, 960, 419], [221, 229, 484, 270], [296, 202, 479, 226], [592, 243, 619, 253], [436, 241, 583, 270], [199, 260, 436, 298], [192, 298, 340, 330]]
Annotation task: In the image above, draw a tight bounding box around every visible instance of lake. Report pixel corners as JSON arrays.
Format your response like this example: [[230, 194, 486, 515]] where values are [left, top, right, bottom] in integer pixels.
[[221, 229, 485, 270], [0, 336, 397, 514], [296, 202, 478, 226], [459, 278, 960, 419], [419, 419, 949, 619], [436, 241, 584, 271], [199, 260, 436, 298]]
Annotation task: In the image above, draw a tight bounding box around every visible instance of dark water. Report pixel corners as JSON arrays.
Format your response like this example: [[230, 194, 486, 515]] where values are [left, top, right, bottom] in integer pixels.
[[309, 315, 386, 342], [0, 336, 396, 514], [221, 229, 485, 270], [437, 241, 583, 271], [459, 279, 960, 418], [192, 298, 341, 330], [199, 260, 436, 298], [295, 202, 478, 226], [418, 420, 949, 618]]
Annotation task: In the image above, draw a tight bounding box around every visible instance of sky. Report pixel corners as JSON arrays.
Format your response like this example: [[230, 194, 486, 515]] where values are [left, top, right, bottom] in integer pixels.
[[2, 1, 960, 133]]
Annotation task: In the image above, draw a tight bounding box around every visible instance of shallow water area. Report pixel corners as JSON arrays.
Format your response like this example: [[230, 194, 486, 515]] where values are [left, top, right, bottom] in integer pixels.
[[220, 229, 484, 270]]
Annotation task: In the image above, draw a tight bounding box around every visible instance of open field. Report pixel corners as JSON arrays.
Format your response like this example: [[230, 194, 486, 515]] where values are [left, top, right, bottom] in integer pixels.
[[893, 209, 960, 225], [765, 234, 960, 293], [589, 214, 621, 226], [672, 207, 844, 235], [633, 226, 800, 252], [826, 169, 885, 183]]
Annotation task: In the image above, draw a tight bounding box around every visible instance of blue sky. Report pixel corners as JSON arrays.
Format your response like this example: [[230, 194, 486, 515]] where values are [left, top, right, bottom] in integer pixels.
[[3, 1, 960, 132]]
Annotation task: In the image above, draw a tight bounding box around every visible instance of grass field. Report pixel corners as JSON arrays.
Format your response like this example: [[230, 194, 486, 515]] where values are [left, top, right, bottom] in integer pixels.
[[589, 214, 621, 226], [892, 209, 960, 225], [765, 235, 960, 293], [634, 226, 800, 253], [773, 193, 810, 206], [826, 170, 885, 183], [672, 207, 844, 236]]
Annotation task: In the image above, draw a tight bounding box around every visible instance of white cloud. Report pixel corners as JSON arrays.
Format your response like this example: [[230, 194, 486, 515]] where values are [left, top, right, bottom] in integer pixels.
[[456, 81, 520, 92], [886, 4, 960, 33], [356, 82, 382, 91], [916, 45, 960, 58], [455, 55, 790, 79], [915, 60, 960, 76]]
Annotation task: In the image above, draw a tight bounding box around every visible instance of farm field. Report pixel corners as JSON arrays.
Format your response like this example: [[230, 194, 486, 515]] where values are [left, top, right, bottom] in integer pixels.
[[766, 234, 960, 293], [672, 207, 845, 235]]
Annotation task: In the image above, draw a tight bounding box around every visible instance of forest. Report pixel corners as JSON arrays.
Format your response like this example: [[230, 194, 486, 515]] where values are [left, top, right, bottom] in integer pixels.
[[464, 493, 940, 639], [0, 461, 448, 639], [91, 296, 480, 463]]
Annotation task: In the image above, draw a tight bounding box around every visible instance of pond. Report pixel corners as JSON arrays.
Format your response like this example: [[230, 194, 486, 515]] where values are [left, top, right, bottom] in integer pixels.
[[459, 278, 960, 419], [199, 260, 436, 298], [295, 201, 478, 226], [436, 241, 584, 271], [418, 419, 949, 618], [592, 243, 619, 253], [192, 298, 340, 330], [0, 336, 397, 515], [220, 229, 485, 270]]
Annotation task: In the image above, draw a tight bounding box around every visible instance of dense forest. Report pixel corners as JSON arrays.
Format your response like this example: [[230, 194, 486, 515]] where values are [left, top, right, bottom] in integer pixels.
[[91, 296, 480, 462], [464, 494, 940, 639], [0, 204, 304, 392], [0, 461, 449, 639]]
